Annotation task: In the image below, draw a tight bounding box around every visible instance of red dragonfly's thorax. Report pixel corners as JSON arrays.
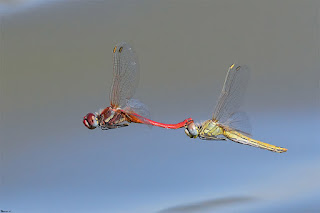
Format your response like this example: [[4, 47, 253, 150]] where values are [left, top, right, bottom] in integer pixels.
[[99, 107, 127, 126]]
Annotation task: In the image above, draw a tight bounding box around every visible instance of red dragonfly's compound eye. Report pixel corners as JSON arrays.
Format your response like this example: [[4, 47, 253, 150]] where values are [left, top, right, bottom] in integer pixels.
[[83, 113, 98, 129]]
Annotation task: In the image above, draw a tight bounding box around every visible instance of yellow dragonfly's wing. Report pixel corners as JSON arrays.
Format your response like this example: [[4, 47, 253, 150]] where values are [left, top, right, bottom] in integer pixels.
[[212, 64, 251, 135], [224, 111, 252, 137], [211, 64, 287, 153]]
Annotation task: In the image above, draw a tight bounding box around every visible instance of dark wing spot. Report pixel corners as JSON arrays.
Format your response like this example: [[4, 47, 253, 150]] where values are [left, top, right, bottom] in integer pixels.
[[119, 46, 123, 53], [236, 66, 241, 71]]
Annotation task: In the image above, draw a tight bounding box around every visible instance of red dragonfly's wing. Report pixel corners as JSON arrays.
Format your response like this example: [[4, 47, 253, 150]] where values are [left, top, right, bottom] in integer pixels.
[[124, 99, 151, 119], [109, 42, 193, 129], [212, 64, 251, 136], [110, 42, 139, 108]]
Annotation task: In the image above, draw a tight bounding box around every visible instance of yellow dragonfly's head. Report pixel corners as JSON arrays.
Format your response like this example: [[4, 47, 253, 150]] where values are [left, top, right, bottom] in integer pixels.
[[185, 122, 199, 138]]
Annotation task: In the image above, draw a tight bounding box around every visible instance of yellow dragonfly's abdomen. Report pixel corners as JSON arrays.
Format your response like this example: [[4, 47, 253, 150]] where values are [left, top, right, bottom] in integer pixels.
[[223, 130, 288, 153]]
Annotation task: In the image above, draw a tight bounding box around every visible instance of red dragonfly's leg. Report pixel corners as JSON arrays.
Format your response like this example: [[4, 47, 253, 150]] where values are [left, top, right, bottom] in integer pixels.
[[127, 112, 194, 129]]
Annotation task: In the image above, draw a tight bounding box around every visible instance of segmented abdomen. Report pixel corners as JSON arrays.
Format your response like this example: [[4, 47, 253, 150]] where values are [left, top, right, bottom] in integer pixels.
[[223, 130, 287, 153]]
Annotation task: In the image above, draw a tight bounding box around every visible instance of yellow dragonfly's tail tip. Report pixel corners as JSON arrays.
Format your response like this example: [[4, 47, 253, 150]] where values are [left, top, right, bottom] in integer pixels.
[[277, 147, 288, 153]]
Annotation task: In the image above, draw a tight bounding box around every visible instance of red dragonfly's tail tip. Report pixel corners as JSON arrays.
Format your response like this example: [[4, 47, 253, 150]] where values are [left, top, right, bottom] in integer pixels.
[[185, 118, 194, 125]]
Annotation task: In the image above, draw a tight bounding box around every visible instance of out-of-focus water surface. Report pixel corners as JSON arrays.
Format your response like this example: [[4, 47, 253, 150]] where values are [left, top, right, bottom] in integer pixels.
[[1, 0, 319, 212]]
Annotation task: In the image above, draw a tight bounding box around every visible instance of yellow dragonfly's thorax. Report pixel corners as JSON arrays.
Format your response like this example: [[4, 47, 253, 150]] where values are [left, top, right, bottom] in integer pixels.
[[198, 120, 224, 138]]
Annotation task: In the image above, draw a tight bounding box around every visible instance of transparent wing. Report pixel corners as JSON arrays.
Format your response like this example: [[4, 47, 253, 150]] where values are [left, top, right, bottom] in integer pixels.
[[124, 99, 151, 119], [110, 42, 139, 108], [123, 99, 153, 128], [213, 64, 250, 126], [223, 112, 252, 137]]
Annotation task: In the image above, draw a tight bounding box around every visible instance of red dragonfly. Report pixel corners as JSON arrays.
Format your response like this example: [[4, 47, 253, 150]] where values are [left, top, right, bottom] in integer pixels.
[[83, 42, 194, 130]]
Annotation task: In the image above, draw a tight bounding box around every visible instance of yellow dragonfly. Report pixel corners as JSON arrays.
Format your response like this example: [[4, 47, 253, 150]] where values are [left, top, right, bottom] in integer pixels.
[[185, 64, 287, 153]]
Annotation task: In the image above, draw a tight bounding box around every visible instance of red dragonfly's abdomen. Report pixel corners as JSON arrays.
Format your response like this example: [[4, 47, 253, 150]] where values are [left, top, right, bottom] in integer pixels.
[[127, 112, 194, 129]]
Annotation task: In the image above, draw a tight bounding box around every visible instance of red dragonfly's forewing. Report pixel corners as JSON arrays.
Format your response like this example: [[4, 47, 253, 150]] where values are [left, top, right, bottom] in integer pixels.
[[110, 42, 139, 108], [109, 42, 193, 129]]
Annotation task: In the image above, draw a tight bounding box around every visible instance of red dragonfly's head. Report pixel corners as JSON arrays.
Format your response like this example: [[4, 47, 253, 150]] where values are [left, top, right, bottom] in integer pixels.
[[83, 113, 99, 129]]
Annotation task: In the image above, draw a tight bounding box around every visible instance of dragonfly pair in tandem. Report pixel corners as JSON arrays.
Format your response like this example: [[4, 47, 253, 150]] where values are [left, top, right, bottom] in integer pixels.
[[83, 42, 287, 153]]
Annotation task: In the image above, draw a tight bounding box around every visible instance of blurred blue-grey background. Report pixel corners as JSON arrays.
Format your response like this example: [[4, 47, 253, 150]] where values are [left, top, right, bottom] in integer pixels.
[[1, 0, 319, 212]]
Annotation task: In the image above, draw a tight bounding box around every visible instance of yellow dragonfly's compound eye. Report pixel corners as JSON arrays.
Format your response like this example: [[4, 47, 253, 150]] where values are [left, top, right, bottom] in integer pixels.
[[119, 46, 123, 53], [113, 46, 117, 53], [236, 66, 241, 71], [185, 128, 192, 138], [185, 122, 198, 138], [230, 64, 235, 69]]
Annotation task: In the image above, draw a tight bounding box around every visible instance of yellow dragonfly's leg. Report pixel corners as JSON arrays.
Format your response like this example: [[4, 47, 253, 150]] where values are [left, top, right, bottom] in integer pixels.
[[224, 130, 287, 153], [199, 135, 227, 141]]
